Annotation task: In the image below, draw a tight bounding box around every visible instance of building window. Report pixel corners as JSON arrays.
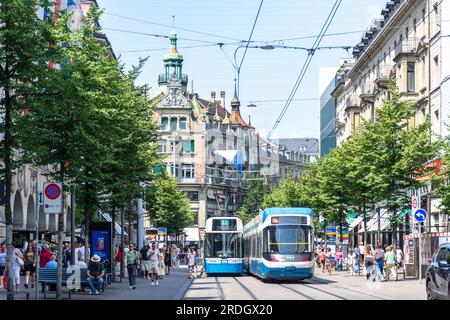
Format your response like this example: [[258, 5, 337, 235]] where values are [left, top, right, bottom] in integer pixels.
[[181, 164, 195, 180], [408, 115, 415, 130], [185, 191, 199, 202], [413, 18, 417, 32], [179, 117, 187, 130], [158, 140, 167, 153], [182, 140, 195, 153], [170, 118, 177, 132], [352, 113, 360, 132], [407, 62, 415, 92], [161, 117, 169, 131], [405, 27, 409, 38], [422, 8, 426, 21]]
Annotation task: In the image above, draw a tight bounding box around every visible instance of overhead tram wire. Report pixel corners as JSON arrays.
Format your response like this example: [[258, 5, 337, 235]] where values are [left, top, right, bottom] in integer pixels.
[[237, 0, 264, 75], [267, 0, 343, 139], [102, 11, 246, 42]]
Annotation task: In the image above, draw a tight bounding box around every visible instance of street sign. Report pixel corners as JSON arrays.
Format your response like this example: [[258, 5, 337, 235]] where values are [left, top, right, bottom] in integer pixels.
[[43, 182, 63, 214], [414, 209, 427, 223], [411, 196, 419, 212]]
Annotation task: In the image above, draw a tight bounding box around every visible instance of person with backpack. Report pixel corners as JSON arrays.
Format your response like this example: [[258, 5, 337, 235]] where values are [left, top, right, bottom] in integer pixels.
[[373, 243, 385, 282], [139, 243, 150, 280]]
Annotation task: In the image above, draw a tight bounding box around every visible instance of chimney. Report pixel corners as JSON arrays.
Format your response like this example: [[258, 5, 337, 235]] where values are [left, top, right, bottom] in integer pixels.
[[210, 91, 216, 103], [220, 91, 225, 109]]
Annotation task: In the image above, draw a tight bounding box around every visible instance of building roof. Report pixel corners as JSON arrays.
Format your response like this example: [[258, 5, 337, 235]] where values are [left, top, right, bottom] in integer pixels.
[[197, 98, 229, 119]]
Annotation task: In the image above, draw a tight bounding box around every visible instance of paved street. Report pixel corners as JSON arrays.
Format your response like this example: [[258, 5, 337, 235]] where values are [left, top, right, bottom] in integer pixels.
[[183, 269, 426, 300], [0, 266, 193, 300]]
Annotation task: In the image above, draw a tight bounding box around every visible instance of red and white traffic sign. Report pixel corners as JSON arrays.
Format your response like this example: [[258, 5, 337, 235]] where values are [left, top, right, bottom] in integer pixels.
[[43, 182, 63, 214], [411, 196, 419, 211]]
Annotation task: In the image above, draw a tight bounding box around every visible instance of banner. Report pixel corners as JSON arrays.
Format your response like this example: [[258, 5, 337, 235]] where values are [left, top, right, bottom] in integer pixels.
[[336, 227, 349, 244], [326, 226, 336, 243]]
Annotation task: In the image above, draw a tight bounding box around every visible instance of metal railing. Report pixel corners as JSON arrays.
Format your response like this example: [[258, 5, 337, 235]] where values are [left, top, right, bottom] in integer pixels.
[[394, 39, 418, 58], [375, 64, 392, 81], [158, 73, 188, 84]]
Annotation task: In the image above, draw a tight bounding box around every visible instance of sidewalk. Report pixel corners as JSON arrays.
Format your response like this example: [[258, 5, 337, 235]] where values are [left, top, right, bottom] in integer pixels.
[[0, 265, 193, 300]]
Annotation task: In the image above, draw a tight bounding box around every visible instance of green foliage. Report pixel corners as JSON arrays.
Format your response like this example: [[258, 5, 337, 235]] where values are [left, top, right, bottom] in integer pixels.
[[298, 82, 438, 229], [262, 176, 306, 209], [237, 179, 270, 224], [145, 173, 193, 235]]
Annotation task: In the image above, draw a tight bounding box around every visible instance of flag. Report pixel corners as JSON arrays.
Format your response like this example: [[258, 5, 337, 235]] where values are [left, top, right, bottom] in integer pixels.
[[215, 150, 243, 176]]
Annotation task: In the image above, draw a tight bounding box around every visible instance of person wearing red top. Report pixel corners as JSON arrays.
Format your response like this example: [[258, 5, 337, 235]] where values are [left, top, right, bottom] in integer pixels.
[[39, 245, 51, 268]]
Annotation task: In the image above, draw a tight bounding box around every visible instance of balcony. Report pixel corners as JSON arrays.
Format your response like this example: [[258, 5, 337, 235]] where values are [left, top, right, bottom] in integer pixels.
[[158, 73, 188, 86], [394, 39, 419, 62], [344, 95, 360, 113], [374, 64, 392, 88], [359, 82, 375, 103]]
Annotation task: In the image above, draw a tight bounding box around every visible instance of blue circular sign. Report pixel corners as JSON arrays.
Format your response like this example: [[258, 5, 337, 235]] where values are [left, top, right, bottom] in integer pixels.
[[414, 209, 427, 222]]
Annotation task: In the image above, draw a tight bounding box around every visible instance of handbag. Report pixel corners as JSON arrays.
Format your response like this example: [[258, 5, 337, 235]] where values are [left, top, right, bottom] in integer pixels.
[[17, 256, 24, 266]]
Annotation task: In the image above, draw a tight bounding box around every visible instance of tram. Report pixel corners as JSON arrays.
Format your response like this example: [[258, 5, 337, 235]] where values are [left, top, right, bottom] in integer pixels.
[[203, 217, 244, 274], [242, 208, 314, 280]]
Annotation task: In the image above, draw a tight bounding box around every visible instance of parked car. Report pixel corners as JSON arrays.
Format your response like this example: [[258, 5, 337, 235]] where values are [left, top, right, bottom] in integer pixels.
[[426, 243, 450, 300]]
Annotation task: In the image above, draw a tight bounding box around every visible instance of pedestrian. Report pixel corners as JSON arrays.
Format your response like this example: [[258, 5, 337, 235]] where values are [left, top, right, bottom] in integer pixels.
[[384, 245, 396, 281], [364, 244, 374, 281], [45, 255, 58, 269], [374, 243, 385, 282], [76, 256, 88, 268], [86, 254, 105, 295], [395, 245, 403, 270], [63, 242, 72, 268], [171, 246, 177, 268], [124, 243, 139, 289], [335, 247, 343, 271], [114, 245, 122, 277], [319, 248, 327, 273], [176, 246, 181, 267], [0, 242, 6, 289], [348, 249, 356, 276], [147, 242, 160, 286], [186, 248, 195, 279], [164, 248, 172, 275], [10, 244, 24, 293], [139, 243, 151, 280], [24, 245, 36, 289], [358, 242, 365, 269], [39, 244, 51, 268], [158, 249, 165, 279]]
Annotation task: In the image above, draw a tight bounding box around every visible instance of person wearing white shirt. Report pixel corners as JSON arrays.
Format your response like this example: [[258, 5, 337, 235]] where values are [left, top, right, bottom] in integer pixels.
[[348, 250, 357, 276], [147, 242, 160, 286]]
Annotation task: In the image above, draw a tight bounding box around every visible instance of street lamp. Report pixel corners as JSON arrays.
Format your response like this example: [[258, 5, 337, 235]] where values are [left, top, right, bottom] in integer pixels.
[[233, 44, 275, 98]]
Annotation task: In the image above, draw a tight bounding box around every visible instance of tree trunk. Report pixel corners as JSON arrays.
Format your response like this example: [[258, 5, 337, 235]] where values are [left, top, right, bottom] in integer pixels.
[[127, 199, 132, 245], [111, 203, 116, 282], [4, 73, 15, 300], [362, 198, 367, 246], [120, 206, 124, 282], [84, 181, 91, 265]]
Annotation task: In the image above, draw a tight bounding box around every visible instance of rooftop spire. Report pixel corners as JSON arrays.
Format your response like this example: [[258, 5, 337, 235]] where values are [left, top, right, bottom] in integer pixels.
[[230, 78, 240, 110]]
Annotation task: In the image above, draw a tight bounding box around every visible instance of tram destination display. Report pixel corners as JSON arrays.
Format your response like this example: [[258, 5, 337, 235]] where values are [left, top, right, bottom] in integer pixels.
[[212, 218, 237, 231]]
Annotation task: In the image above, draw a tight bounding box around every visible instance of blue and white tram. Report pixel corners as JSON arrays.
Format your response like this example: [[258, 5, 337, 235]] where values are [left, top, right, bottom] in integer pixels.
[[203, 217, 244, 274], [243, 208, 314, 280]]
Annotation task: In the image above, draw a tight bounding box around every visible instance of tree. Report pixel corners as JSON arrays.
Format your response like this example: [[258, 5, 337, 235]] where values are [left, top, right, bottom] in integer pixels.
[[262, 176, 306, 208], [145, 173, 192, 236], [237, 179, 270, 224], [361, 82, 438, 244], [0, 0, 55, 300]]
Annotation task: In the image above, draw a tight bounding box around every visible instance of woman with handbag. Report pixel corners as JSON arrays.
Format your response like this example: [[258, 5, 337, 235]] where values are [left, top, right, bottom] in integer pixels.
[[12, 244, 24, 293]]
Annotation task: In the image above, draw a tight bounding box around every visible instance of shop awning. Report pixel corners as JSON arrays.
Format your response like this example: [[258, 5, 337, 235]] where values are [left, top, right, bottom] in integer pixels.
[[348, 216, 363, 230]]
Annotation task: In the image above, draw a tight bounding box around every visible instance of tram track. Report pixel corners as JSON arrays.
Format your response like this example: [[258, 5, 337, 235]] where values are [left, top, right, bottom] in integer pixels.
[[306, 276, 388, 300], [233, 277, 259, 300]]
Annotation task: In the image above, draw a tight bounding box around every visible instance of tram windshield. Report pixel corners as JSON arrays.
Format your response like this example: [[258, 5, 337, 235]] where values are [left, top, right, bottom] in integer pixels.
[[264, 225, 312, 254], [204, 233, 242, 258]]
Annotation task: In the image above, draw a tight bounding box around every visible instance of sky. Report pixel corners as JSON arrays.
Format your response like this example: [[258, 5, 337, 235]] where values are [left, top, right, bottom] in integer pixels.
[[96, 0, 389, 140]]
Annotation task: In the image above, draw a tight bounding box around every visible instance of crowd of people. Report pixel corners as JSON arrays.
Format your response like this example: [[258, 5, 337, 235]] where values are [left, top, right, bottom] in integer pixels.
[[114, 242, 199, 290], [0, 239, 91, 293], [315, 242, 404, 282]]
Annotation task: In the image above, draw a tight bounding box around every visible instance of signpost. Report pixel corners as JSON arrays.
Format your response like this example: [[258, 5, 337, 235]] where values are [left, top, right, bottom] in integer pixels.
[[43, 182, 63, 214], [414, 207, 427, 284]]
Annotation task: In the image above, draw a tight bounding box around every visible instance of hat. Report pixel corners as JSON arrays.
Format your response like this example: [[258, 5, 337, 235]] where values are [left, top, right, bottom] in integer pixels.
[[91, 255, 101, 262]]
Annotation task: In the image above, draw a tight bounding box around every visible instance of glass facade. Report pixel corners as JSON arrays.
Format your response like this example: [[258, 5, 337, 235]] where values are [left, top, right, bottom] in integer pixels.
[[320, 76, 337, 157]]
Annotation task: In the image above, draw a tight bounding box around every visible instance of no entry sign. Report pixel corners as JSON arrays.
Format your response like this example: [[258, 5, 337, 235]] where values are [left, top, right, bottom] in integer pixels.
[[43, 182, 63, 214]]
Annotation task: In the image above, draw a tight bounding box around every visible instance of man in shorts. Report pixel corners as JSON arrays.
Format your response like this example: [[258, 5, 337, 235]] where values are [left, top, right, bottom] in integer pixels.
[[147, 242, 160, 286], [139, 243, 151, 279]]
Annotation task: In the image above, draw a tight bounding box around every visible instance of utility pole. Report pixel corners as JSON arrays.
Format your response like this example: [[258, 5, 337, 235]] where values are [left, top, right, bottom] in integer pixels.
[[70, 191, 76, 266], [418, 188, 423, 284], [136, 196, 144, 250]]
